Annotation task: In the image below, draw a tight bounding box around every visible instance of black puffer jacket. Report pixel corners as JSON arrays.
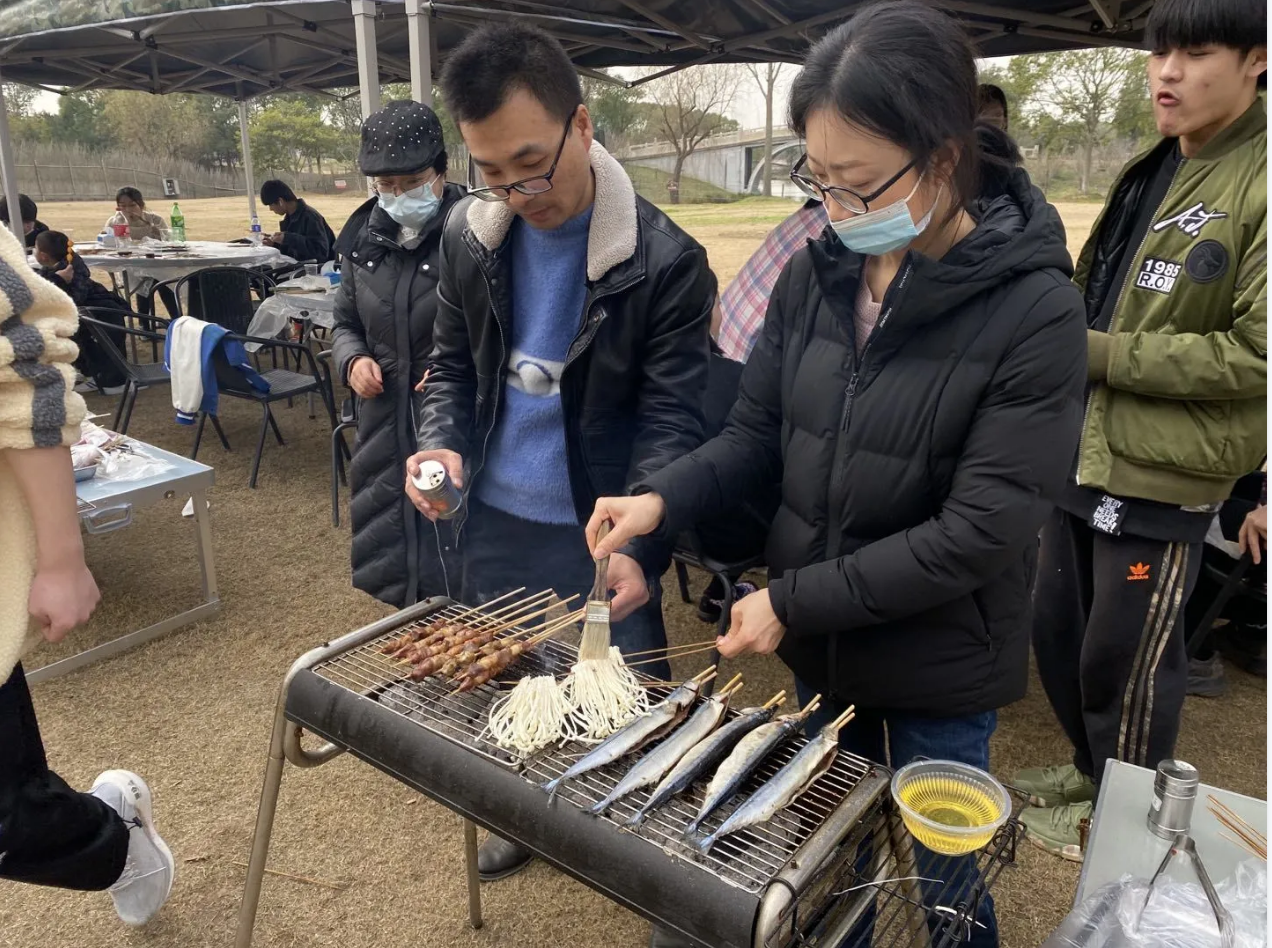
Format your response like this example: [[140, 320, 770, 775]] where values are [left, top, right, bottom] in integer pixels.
[[644, 167, 1087, 715], [331, 183, 465, 607], [416, 143, 714, 569]]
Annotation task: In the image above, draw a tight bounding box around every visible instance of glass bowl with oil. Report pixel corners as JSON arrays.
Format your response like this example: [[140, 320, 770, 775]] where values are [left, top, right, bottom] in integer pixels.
[[891, 760, 1011, 856]]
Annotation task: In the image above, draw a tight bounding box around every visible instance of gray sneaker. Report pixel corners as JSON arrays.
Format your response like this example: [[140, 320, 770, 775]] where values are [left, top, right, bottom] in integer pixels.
[[91, 770, 175, 926], [1186, 654, 1229, 698]]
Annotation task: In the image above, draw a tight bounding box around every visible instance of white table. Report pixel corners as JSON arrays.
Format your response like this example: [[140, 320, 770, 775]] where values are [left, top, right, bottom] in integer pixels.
[[78, 240, 295, 307], [1076, 760, 1267, 904], [249, 284, 338, 340], [25, 437, 219, 684]]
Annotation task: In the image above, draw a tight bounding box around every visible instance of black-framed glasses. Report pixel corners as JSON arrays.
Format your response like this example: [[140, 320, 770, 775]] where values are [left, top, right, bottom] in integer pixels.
[[467, 108, 576, 203], [790, 153, 916, 214]]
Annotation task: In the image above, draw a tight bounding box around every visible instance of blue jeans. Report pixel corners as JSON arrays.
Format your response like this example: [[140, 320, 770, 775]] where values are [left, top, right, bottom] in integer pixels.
[[796, 681, 1000, 948], [461, 499, 670, 681]]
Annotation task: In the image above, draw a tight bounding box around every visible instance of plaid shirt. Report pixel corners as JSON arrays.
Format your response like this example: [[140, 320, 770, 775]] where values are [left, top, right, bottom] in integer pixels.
[[717, 202, 825, 362]]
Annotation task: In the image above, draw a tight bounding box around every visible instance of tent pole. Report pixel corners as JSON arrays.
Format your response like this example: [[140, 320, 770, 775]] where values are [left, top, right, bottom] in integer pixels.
[[238, 97, 258, 222], [351, 0, 382, 119], [0, 71, 24, 243], [406, 0, 433, 105]]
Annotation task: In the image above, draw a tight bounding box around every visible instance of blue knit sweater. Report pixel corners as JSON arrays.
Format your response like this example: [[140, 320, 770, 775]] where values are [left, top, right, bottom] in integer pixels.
[[475, 207, 592, 524]]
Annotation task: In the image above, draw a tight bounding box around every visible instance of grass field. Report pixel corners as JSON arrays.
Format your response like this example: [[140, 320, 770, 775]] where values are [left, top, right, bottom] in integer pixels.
[[2, 193, 1259, 948], [38, 192, 1102, 290]]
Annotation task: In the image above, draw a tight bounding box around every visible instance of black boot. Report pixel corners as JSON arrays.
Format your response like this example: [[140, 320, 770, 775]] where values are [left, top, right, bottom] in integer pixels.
[[477, 834, 533, 881]]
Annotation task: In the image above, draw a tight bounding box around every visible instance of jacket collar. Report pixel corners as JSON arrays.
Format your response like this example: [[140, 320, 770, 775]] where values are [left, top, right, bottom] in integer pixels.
[[465, 140, 638, 282], [1194, 97, 1266, 161]]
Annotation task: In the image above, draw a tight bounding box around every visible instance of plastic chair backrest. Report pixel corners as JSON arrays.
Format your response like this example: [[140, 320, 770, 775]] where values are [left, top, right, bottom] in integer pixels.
[[182, 268, 261, 334]]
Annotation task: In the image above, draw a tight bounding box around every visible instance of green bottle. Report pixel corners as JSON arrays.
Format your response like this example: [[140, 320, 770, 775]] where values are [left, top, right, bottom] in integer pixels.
[[170, 202, 186, 242]]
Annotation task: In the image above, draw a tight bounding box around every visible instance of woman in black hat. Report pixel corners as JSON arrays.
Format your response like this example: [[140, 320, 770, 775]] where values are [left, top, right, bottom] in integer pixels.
[[331, 99, 467, 607]]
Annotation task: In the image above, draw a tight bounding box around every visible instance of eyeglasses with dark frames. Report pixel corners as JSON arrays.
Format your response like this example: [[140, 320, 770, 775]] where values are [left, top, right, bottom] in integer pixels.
[[467, 108, 577, 203], [789, 153, 917, 214]]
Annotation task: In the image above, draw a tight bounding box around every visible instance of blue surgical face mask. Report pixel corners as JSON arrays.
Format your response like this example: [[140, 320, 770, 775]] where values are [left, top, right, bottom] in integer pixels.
[[378, 180, 440, 230], [827, 175, 939, 256]]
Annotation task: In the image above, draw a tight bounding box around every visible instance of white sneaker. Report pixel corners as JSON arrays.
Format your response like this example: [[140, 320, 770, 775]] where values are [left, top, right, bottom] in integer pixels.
[[74, 378, 100, 394], [90, 770, 175, 926], [100, 384, 127, 396]]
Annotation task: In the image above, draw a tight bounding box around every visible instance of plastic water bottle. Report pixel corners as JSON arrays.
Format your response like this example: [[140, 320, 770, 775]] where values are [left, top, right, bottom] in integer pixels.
[[170, 202, 185, 242], [250, 214, 262, 246]]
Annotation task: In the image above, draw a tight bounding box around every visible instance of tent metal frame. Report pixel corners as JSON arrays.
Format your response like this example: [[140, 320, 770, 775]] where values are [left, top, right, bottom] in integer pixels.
[[0, 0, 1150, 238]]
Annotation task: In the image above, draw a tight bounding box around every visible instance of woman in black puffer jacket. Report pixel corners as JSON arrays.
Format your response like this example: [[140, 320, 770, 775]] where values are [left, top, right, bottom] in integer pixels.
[[590, 4, 1086, 945], [331, 100, 465, 608]]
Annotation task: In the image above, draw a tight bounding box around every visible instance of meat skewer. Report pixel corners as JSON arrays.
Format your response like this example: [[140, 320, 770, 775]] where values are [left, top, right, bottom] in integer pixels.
[[388, 590, 559, 658], [451, 611, 584, 694], [396, 595, 578, 664], [409, 628, 539, 681], [379, 587, 529, 653]]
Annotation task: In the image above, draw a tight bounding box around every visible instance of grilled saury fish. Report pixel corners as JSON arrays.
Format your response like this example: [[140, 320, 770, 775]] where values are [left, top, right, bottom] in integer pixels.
[[541, 674, 708, 801]]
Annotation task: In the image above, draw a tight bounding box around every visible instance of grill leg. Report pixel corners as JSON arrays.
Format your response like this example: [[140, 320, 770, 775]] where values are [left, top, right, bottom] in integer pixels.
[[463, 819, 484, 930], [234, 714, 290, 948], [887, 810, 933, 948]]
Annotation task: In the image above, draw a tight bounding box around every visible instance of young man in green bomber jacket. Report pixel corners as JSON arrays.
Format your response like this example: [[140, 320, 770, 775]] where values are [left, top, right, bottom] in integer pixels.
[[1017, 0, 1267, 860]]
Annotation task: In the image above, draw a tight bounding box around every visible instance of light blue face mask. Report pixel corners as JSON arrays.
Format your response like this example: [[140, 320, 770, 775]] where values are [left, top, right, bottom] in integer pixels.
[[827, 176, 939, 256], [378, 180, 441, 230]]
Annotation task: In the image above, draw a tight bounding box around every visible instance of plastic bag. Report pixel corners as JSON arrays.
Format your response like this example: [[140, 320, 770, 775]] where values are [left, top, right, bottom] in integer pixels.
[[1041, 859, 1266, 948], [76, 421, 175, 483]]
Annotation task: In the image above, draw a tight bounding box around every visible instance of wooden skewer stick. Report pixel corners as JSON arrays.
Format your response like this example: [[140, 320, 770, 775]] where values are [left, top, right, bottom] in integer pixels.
[[761, 690, 787, 710], [800, 693, 824, 716], [627, 643, 720, 666], [690, 665, 719, 683], [451, 587, 527, 621], [476, 592, 573, 631], [717, 672, 744, 695], [478, 596, 581, 638], [230, 861, 349, 891], [1207, 796, 1267, 845], [1208, 804, 1266, 857], [623, 638, 717, 659], [829, 705, 856, 731]]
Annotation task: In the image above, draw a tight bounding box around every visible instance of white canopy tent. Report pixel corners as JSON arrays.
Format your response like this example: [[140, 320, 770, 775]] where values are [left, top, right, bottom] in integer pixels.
[[0, 0, 1152, 240]]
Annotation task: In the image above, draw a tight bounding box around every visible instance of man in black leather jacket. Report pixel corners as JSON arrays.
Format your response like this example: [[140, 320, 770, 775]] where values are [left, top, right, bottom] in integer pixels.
[[405, 23, 713, 891]]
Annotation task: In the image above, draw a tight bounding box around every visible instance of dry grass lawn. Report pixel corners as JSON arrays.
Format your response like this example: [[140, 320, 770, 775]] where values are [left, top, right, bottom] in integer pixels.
[[1, 195, 1260, 948]]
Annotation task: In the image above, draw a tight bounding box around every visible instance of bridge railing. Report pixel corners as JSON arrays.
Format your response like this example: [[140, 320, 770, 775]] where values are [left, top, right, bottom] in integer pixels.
[[614, 124, 797, 159]]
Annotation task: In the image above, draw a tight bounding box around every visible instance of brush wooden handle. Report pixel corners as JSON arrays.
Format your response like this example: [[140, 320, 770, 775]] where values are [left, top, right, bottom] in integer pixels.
[[590, 520, 611, 601]]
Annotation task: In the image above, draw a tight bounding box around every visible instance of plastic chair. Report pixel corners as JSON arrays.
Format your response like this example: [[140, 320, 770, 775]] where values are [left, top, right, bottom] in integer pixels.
[[174, 266, 276, 335], [190, 333, 338, 488]]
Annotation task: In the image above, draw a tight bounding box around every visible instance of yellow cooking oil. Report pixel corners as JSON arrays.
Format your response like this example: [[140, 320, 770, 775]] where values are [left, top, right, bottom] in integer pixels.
[[898, 775, 1001, 855]]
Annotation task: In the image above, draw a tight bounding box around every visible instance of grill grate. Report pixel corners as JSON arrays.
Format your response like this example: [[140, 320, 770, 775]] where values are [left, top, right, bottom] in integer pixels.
[[312, 603, 876, 897]]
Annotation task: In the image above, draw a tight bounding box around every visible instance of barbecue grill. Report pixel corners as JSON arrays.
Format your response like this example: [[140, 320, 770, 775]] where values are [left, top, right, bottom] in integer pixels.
[[234, 598, 1022, 948]]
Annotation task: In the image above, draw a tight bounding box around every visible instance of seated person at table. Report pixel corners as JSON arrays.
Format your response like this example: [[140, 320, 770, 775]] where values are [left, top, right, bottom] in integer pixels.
[[107, 188, 168, 242], [260, 180, 336, 263], [0, 193, 48, 249], [34, 230, 128, 395]]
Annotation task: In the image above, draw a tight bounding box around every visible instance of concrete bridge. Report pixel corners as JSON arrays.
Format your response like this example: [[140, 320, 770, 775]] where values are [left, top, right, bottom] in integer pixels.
[[613, 125, 805, 197]]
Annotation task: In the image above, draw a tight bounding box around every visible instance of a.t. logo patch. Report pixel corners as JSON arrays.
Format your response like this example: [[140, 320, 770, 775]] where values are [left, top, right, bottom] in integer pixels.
[[1134, 257, 1182, 295], [1152, 201, 1228, 239]]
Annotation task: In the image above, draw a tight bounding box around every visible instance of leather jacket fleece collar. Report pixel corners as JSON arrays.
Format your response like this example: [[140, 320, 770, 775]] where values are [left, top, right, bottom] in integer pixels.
[[415, 141, 715, 566]]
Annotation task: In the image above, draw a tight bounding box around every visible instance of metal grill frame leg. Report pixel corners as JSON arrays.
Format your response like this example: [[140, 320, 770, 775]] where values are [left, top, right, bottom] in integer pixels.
[[234, 600, 445, 948], [463, 819, 484, 930], [887, 810, 933, 948]]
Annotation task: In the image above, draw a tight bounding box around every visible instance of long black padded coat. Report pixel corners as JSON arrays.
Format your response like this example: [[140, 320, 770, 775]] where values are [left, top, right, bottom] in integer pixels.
[[331, 183, 465, 608], [642, 167, 1087, 716]]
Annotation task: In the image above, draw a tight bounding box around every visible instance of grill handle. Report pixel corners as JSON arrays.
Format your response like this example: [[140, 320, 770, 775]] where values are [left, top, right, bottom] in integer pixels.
[[283, 722, 344, 768]]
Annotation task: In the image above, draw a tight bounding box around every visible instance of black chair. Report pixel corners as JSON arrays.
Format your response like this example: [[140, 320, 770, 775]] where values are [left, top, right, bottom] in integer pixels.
[[316, 350, 358, 526], [1185, 551, 1267, 658], [173, 267, 276, 334], [190, 333, 338, 488], [80, 309, 180, 437]]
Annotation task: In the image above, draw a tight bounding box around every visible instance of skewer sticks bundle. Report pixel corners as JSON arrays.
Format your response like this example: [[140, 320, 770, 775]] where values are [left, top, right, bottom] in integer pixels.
[[1208, 795, 1266, 859], [625, 639, 720, 667]]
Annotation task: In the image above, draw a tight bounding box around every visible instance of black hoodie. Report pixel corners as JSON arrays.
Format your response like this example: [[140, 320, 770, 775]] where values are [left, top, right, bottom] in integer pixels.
[[642, 166, 1087, 716]]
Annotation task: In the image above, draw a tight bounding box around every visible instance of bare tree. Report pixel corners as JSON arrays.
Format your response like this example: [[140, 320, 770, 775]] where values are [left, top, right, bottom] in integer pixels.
[[642, 64, 743, 204], [744, 63, 785, 197], [1045, 48, 1138, 196]]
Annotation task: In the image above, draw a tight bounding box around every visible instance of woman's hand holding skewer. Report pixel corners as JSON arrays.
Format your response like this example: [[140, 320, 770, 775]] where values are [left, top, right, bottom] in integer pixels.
[[717, 588, 786, 658]]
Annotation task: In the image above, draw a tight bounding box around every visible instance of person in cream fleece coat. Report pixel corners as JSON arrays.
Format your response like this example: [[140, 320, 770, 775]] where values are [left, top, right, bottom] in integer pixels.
[[0, 225, 174, 925]]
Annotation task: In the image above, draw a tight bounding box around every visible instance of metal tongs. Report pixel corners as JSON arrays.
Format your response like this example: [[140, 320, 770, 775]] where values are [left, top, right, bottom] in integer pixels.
[[1134, 833, 1233, 948]]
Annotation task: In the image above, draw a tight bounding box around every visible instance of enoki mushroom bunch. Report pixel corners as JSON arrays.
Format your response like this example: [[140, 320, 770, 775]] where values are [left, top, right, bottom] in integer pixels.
[[486, 647, 650, 756]]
